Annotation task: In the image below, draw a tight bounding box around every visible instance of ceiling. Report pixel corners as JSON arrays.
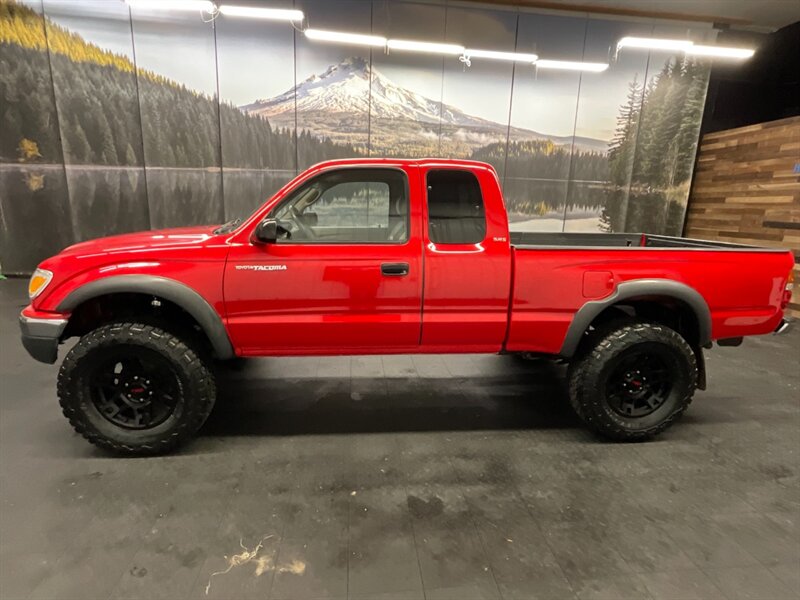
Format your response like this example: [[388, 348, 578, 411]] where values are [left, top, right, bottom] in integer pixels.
[[474, 0, 800, 31]]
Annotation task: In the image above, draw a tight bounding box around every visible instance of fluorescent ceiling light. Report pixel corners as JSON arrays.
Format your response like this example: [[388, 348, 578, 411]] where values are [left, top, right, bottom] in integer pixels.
[[387, 39, 465, 55], [535, 59, 609, 72], [685, 44, 755, 59], [126, 0, 214, 11], [464, 48, 539, 63], [305, 29, 386, 47], [617, 36, 755, 60], [218, 5, 304, 21], [617, 36, 694, 51]]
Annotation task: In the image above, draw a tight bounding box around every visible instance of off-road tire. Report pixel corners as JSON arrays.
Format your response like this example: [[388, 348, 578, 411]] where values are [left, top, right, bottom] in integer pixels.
[[57, 322, 216, 456], [566, 315, 635, 419], [568, 321, 697, 441]]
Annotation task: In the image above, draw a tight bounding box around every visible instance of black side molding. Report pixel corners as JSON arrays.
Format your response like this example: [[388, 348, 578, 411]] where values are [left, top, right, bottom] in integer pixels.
[[57, 275, 234, 360]]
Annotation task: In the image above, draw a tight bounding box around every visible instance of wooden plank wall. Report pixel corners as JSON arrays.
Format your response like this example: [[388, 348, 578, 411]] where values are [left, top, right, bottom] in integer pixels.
[[685, 116, 800, 318]]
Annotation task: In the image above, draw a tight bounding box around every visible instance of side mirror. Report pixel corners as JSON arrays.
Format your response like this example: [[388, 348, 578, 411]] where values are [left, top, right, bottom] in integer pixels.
[[253, 218, 278, 244]]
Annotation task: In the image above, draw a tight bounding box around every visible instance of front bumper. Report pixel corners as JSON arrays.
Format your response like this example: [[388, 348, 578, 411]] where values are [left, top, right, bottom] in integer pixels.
[[774, 318, 791, 335], [19, 313, 68, 364]]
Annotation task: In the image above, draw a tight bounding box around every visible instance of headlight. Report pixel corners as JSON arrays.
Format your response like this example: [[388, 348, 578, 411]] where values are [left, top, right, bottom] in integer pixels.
[[28, 268, 53, 299]]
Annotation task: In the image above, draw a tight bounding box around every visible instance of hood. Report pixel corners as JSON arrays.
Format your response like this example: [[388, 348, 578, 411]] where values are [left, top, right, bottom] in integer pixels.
[[58, 225, 221, 258], [31, 224, 228, 311]]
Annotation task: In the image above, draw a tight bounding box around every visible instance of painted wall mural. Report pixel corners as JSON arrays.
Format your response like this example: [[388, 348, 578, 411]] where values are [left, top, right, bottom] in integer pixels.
[[0, 0, 715, 273]]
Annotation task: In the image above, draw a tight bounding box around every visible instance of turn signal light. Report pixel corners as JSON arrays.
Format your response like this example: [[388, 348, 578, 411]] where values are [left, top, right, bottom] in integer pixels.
[[28, 268, 53, 299]]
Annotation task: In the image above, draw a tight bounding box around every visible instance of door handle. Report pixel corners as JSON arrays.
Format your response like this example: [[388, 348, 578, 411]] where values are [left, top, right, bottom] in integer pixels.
[[381, 262, 409, 276]]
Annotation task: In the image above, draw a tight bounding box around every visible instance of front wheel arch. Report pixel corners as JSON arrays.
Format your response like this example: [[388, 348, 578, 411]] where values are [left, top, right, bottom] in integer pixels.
[[56, 275, 234, 360]]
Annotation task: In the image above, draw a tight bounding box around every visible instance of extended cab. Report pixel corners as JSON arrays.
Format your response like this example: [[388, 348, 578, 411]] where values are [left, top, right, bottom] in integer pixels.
[[20, 159, 794, 454]]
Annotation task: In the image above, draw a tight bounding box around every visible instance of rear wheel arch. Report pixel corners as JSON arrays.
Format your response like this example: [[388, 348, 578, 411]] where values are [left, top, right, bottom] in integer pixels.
[[57, 275, 234, 360], [561, 279, 711, 357]]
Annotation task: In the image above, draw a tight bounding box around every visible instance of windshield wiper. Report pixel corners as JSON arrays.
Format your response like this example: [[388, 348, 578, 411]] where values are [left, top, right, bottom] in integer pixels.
[[213, 218, 241, 235]]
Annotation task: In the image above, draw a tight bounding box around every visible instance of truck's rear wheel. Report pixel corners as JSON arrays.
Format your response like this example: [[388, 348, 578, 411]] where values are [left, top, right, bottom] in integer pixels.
[[57, 322, 216, 456], [568, 321, 697, 441]]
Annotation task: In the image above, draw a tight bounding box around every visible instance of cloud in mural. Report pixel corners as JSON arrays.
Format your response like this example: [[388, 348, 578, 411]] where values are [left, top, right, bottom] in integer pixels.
[[241, 57, 607, 154]]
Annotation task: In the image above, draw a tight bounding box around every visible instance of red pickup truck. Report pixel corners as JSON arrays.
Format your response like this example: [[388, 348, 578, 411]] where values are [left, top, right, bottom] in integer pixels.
[[20, 159, 794, 455]]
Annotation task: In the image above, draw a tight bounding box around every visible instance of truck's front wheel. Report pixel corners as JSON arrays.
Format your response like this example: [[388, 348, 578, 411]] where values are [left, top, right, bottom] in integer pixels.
[[568, 321, 697, 441], [57, 322, 216, 456]]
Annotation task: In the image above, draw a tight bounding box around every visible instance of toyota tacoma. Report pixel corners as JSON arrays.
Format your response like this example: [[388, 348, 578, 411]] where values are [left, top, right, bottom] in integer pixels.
[[19, 159, 795, 454]]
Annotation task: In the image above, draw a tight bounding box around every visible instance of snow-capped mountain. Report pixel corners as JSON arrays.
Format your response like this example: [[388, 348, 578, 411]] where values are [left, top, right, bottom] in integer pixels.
[[242, 57, 487, 126], [241, 57, 606, 153]]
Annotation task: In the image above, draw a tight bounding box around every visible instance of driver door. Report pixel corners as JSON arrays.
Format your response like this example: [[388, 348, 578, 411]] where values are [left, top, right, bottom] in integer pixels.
[[224, 167, 423, 355]]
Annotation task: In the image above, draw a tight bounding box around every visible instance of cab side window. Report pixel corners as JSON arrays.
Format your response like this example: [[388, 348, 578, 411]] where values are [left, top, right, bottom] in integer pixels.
[[426, 170, 486, 244], [271, 168, 408, 243]]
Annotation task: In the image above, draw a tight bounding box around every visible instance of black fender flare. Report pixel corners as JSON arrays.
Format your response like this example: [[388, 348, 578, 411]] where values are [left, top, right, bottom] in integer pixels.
[[56, 275, 234, 360], [560, 279, 712, 357]]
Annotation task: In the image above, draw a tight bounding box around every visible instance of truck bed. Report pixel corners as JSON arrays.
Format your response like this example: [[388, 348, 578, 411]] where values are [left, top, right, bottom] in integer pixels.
[[510, 232, 781, 250], [504, 232, 794, 356]]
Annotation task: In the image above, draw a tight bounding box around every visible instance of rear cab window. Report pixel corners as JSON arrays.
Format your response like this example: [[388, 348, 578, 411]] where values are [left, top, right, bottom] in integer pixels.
[[426, 169, 486, 244]]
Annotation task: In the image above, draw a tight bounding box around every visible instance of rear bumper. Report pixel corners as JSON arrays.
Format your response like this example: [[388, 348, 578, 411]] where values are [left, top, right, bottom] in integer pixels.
[[19, 313, 68, 364], [774, 318, 791, 335]]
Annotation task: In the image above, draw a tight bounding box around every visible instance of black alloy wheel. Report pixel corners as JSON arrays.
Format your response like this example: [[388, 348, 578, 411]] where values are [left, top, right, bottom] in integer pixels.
[[88, 349, 181, 430], [604, 348, 672, 418]]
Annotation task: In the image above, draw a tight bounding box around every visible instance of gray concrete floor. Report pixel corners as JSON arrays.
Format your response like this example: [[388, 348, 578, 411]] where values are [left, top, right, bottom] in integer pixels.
[[1, 277, 799, 600]]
